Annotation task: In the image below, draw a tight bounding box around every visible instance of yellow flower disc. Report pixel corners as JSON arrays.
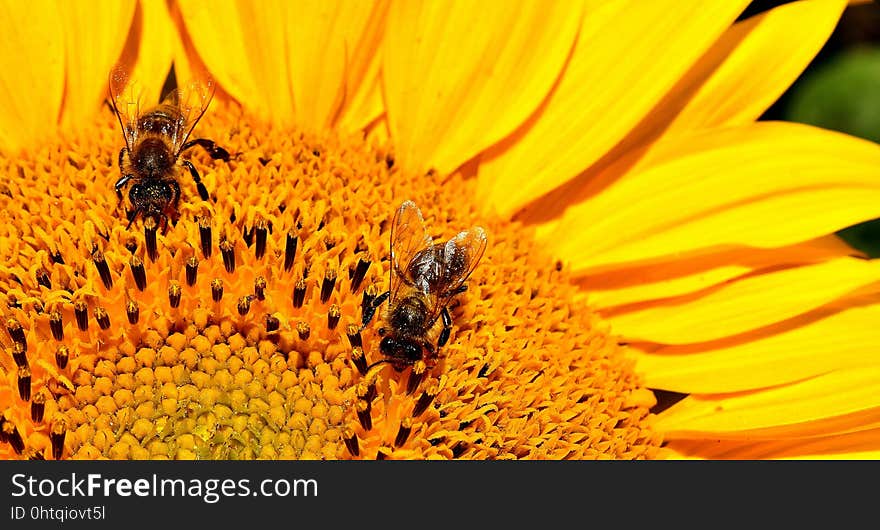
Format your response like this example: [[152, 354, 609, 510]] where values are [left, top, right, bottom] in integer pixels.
[[0, 102, 661, 460]]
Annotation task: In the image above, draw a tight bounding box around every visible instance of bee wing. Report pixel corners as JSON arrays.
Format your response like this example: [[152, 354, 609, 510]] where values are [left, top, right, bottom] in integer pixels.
[[430, 226, 488, 315], [389, 200, 433, 301], [164, 72, 217, 155], [108, 66, 142, 152]]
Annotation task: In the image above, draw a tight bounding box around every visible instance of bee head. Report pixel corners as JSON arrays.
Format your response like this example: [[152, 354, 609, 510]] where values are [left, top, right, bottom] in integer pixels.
[[379, 335, 423, 370]]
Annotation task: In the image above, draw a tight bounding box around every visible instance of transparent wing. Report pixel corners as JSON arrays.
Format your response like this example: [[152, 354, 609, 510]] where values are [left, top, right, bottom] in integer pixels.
[[108, 66, 142, 152], [389, 200, 433, 301], [163, 72, 217, 155], [428, 226, 488, 316]]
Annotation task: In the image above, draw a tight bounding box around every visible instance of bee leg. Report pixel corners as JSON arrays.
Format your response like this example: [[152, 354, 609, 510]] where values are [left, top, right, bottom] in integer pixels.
[[437, 306, 453, 348], [361, 290, 391, 329], [118, 147, 128, 172], [166, 180, 181, 233], [114, 174, 133, 201], [181, 159, 210, 201], [182, 138, 230, 162], [125, 207, 141, 230]]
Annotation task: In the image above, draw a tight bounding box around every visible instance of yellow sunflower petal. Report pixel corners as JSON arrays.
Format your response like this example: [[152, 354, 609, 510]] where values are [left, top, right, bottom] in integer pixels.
[[286, 0, 384, 133], [115, 0, 194, 106], [581, 235, 856, 309], [511, 0, 846, 227], [666, 0, 845, 133], [0, 2, 64, 154], [477, 0, 749, 219], [331, 0, 390, 132], [382, 0, 582, 176], [178, 0, 270, 121], [654, 366, 880, 439], [632, 297, 880, 393], [606, 257, 880, 344], [57, 0, 136, 129], [181, 0, 381, 130], [666, 429, 880, 459], [545, 122, 880, 270]]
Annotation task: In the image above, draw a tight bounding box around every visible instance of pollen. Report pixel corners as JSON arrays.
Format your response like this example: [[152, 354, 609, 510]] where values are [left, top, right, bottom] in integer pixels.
[[0, 102, 661, 460]]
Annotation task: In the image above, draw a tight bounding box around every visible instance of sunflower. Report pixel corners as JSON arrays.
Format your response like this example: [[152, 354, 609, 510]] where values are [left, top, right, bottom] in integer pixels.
[[1, 0, 879, 460]]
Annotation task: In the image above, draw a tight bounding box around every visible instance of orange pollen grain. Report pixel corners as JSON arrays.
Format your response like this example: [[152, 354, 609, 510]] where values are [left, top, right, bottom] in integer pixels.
[[0, 102, 661, 460]]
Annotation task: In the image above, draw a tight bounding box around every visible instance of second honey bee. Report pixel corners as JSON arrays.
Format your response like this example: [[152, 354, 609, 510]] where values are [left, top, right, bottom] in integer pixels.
[[361, 200, 488, 371], [109, 67, 230, 231]]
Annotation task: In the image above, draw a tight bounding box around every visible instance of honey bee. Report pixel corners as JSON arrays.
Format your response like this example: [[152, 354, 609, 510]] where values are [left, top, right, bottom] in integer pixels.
[[361, 200, 488, 371], [109, 66, 229, 231]]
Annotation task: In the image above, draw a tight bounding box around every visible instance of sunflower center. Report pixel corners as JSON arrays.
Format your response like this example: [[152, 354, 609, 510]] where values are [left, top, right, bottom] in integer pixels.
[[0, 102, 661, 459]]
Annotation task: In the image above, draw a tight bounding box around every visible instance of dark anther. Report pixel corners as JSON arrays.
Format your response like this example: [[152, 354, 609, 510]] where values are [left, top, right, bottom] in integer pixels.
[[361, 284, 377, 319], [17, 365, 31, 401], [6, 318, 26, 348], [477, 363, 489, 378], [126, 300, 139, 325], [211, 278, 223, 302], [3, 421, 24, 454], [254, 276, 267, 301], [242, 225, 254, 247], [94, 307, 111, 330], [27, 449, 45, 460], [50, 420, 66, 460], [144, 216, 158, 262], [346, 324, 363, 349], [375, 448, 388, 460], [320, 268, 337, 304], [31, 391, 45, 422], [327, 304, 340, 330], [12, 342, 27, 368], [199, 217, 213, 258], [395, 418, 412, 448], [185, 256, 199, 286], [237, 296, 252, 316], [124, 239, 137, 254], [50, 250, 65, 265], [255, 222, 268, 260], [220, 240, 236, 273], [385, 154, 395, 169], [412, 384, 438, 418], [407, 361, 427, 396], [292, 278, 307, 308], [74, 301, 88, 331], [451, 441, 468, 458], [129, 256, 146, 291], [349, 256, 370, 293], [168, 282, 182, 308], [363, 380, 377, 403], [356, 400, 372, 431], [356, 381, 377, 406], [92, 249, 113, 289], [351, 347, 368, 376], [265, 314, 280, 333], [55, 345, 69, 369], [296, 321, 310, 340], [343, 429, 360, 457], [36, 268, 51, 289], [284, 233, 298, 271], [49, 310, 63, 341]]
